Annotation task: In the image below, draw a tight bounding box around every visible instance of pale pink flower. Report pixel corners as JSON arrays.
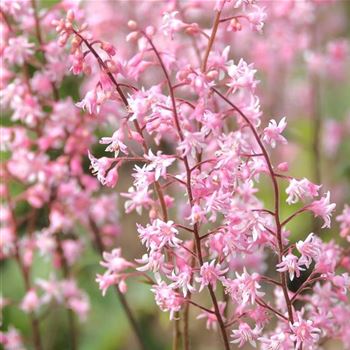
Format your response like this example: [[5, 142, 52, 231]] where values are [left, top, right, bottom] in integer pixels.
[[144, 150, 176, 181], [309, 191, 336, 228], [76, 89, 107, 115], [223, 269, 264, 306], [136, 251, 171, 273], [121, 186, 153, 215], [96, 272, 118, 296], [296, 233, 322, 268], [67, 294, 90, 321], [161, 11, 185, 39], [231, 322, 262, 347], [226, 59, 259, 92], [88, 152, 118, 187], [20, 289, 40, 313], [247, 5, 267, 32], [99, 129, 128, 156], [276, 253, 305, 281], [0, 327, 25, 350], [36, 276, 62, 304], [137, 219, 181, 250], [187, 204, 206, 225], [151, 281, 183, 320], [290, 311, 321, 350], [4, 36, 34, 65], [62, 239, 83, 266], [196, 260, 228, 292], [286, 178, 321, 204], [170, 266, 195, 296], [263, 117, 287, 148], [100, 248, 134, 273], [258, 332, 288, 350]]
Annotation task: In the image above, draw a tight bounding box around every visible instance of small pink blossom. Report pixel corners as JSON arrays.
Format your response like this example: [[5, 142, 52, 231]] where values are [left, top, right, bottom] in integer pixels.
[[231, 322, 262, 347], [309, 191, 336, 228], [20, 289, 40, 313], [4, 36, 34, 65], [226, 59, 259, 93], [99, 129, 128, 156], [100, 248, 134, 273], [196, 260, 228, 292], [276, 253, 305, 281], [296, 233, 322, 268], [144, 150, 176, 181], [286, 178, 321, 204], [263, 117, 287, 148], [137, 219, 181, 251], [151, 281, 183, 320], [161, 11, 185, 39], [290, 311, 321, 350], [223, 269, 264, 306]]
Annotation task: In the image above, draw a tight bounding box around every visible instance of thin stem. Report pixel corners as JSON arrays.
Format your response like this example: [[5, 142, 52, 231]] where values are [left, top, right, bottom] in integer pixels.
[[256, 298, 288, 322], [201, 10, 222, 72], [281, 206, 309, 227], [187, 300, 215, 314]]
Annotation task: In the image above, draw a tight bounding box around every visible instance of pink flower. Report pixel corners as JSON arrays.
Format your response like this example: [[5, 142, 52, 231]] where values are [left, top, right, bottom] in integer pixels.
[[231, 322, 262, 347], [4, 36, 34, 65], [151, 281, 183, 319], [99, 129, 128, 156], [144, 150, 176, 181], [0, 327, 25, 350], [161, 11, 185, 38], [88, 152, 119, 187], [67, 294, 90, 321], [258, 332, 288, 349], [96, 272, 118, 296], [121, 186, 153, 215], [290, 311, 321, 350], [137, 219, 181, 251], [187, 204, 206, 225], [62, 240, 83, 266], [263, 117, 287, 148], [226, 59, 259, 92], [170, 266, 195, 296], [76, 89, 107, 115], [20, 289, 40, 313], [276, 253, 305, 281], [223, 269, 264, 306], [100, 248, 134, 273], [336, 204, 350, 241], [136, 251, 171, 273], [285, 178, 321, 204], [36, 276, 62, 304], [247, 5, 267, 32], [196, 260, 228, 292], [309, 191, 336, 228], [296, 233, 322, 268]]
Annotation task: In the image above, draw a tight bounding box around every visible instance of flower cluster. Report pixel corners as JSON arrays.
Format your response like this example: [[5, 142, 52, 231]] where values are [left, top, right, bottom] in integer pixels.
[[2, 0, 349, 349]]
